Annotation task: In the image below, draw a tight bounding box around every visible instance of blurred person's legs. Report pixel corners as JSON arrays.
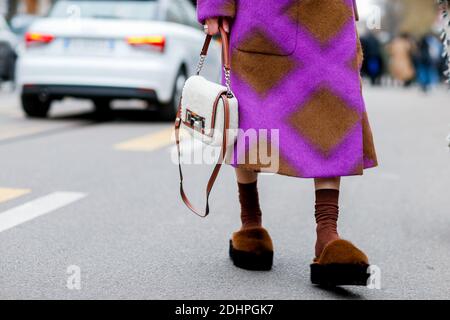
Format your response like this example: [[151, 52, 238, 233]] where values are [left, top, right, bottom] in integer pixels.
[[404, 79, 414, 87], [367, 57, 382, 86], [418, 64, 433, 92], [430, 66, 440, 87]]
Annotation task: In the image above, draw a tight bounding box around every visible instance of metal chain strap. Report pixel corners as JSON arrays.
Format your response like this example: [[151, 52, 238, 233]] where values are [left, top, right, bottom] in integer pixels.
[[196, 51, 234, 98], [224, 67, 233, 98], [196, 54, 206, 75]]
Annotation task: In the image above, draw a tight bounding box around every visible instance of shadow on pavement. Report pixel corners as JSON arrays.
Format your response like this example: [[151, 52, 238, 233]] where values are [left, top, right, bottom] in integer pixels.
[[313, 285, 365, 300]]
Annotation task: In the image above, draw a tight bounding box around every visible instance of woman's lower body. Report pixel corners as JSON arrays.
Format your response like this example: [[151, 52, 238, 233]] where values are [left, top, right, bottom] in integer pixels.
[[230, 168, 369, 286], [225, 0, 376, 285], [235, 168, 340, 257]]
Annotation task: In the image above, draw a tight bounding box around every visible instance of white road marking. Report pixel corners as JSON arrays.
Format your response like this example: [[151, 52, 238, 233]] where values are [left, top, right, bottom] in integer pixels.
[[0, 192, 86, 233]]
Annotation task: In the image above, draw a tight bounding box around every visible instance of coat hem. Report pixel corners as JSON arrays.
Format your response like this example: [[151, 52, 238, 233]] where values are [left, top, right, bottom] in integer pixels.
[[230, 162, 378, 179]]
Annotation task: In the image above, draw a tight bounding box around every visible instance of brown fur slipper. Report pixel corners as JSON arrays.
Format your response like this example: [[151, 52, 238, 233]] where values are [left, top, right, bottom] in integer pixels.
[[229, 227, 273, 271], [310, 239, 370, 286]]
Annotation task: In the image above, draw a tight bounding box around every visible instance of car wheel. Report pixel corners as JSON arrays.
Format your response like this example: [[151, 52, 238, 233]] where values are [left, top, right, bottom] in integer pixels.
[[160, 69, 186, 121], [93, 98, 113, 120], [21, 94, 51, 118]]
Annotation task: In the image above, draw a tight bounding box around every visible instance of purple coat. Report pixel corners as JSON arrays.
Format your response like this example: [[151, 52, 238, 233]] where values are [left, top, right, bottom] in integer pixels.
[[198, 0, 377, 178]]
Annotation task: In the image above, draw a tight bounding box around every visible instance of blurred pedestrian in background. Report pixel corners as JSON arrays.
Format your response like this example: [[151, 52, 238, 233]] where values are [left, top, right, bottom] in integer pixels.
[[416, 33, 443, 92], [360, 32, 385, 85], [388, 33, 416, 86]]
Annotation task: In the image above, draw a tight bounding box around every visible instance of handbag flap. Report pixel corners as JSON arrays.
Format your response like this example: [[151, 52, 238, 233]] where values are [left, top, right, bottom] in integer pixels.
[[181, 75, 227, 134]]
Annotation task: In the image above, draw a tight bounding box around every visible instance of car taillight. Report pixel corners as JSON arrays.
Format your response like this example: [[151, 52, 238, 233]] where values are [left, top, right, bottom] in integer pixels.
[[25, 32, 55, 46], [126, 36, 165, 52]]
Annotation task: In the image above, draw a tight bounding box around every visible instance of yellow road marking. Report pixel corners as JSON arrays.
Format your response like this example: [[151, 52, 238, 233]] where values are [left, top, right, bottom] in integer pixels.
[[0, 125, 48, 141], [114, 127, 174, 152], [0, 188, 31, 204]]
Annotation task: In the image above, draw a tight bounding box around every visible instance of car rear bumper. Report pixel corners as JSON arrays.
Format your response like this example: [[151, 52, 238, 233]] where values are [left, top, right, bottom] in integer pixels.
[[16, 55, 176, 103], [21, 84, 158, 101]]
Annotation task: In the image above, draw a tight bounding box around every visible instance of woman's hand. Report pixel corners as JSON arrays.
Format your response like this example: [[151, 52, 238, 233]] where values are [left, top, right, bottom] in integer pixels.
[[204, 18, 230, 35]]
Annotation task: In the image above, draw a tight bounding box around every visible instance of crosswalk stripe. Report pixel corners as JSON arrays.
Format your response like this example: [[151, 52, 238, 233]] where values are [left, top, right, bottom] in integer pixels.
[[0, 188, 31, 204], [114, 127, 174, 152], [0, 192, 86, 233]]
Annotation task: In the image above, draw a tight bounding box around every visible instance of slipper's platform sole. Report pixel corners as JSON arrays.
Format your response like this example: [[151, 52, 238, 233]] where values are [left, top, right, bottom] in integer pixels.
[[310, 263, 370, 286], [229, 240, 273, 271]]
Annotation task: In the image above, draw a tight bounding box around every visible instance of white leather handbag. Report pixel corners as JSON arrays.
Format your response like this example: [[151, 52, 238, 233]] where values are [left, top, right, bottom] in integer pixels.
[[174, 26, 239, 217]]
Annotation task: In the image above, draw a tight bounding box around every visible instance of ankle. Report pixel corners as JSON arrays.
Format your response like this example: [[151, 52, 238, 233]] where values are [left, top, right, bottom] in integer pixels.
[[314, 189, 340, 257], [241, 221, 262, 230], [238, 181, 263, 229], [315, 231, 340, 257]]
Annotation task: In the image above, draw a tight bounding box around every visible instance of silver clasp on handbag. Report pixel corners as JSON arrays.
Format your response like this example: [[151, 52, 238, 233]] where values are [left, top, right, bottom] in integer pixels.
[[186, 110, 205, 131]]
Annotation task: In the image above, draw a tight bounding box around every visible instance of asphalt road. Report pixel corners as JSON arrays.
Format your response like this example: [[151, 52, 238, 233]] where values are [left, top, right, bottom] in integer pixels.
[[0, 84, 450, 300]]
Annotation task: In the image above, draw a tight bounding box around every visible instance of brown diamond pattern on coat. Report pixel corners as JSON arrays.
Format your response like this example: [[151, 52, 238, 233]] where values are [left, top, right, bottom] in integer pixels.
[[220, 0, 236, 18], [349, 34, 364, 71], [289, 0, 353, 44], [289, 88, 360, 156], [362, 111, 378, 165], [235, 136, 300, 176], [348, 54, 359, 71], [349, 160, 364, 176], [236, 29, 287, 55], [348, 51, 360, 72], [237, 136, 275, 169], [232, 48, 297, 96], [277, 155, 300, 177], [356, 34, 364, 67], [282, 0, 299, 26]]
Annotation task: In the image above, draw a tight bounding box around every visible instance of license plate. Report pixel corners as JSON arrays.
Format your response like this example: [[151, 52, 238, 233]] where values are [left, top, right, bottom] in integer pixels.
[[64, 38, 115, 55]]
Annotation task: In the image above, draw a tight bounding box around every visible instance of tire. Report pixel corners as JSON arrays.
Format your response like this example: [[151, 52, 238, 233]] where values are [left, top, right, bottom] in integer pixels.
[[21, 94, 51, 118], [159, 69, 186, 121], [93, 98, 113, 120]]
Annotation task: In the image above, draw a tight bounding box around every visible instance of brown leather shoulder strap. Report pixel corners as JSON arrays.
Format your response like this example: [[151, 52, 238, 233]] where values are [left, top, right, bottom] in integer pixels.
[[199, 25, 231, 71], [201, 35, 213, 56], [352, 0, 360, 21], [174, 94, 231, 217]]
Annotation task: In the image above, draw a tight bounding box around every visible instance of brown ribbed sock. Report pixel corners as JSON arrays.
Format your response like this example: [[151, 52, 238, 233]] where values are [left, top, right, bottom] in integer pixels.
[[315, 189, 340, 257], [238, 181, 262, 229]]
